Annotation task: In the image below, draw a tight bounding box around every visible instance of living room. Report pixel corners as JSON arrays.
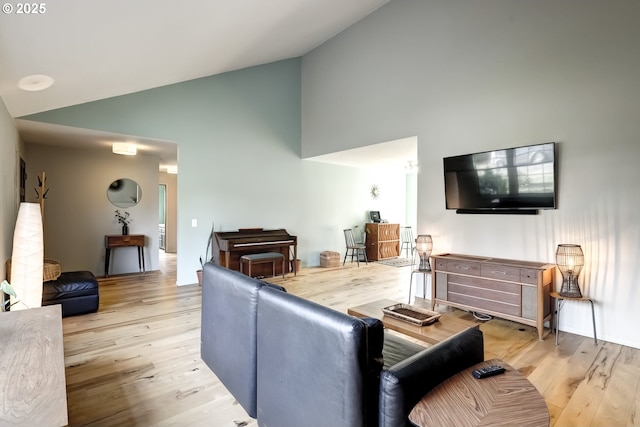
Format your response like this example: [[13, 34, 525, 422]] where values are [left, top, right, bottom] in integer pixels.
[[1, 0, 639, 424], [3, 0, 638, 348]]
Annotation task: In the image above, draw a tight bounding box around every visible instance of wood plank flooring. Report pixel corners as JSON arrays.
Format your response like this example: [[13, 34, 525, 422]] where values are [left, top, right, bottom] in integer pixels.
[[61, 253, 640, 426]]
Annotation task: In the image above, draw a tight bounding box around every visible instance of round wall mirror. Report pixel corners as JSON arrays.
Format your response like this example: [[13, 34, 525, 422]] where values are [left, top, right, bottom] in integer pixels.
[[107, 178, 142, 208]]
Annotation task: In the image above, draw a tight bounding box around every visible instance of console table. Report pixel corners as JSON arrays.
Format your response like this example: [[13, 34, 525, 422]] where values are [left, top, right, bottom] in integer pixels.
[[0, 305, 68, 426], [365, 223, 400, 260], [104, 234, 145, 277], [431, 253, 555, 340]]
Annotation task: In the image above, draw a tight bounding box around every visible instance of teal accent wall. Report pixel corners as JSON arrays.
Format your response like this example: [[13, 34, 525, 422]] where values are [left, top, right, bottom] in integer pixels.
[[22, 59, 390, 284]]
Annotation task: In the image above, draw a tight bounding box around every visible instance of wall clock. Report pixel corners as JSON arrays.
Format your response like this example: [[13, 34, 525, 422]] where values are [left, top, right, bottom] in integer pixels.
[[370, 184, 380, 200]]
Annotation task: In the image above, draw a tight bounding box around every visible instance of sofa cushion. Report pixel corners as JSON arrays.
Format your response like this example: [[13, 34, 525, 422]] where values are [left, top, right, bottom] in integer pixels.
[[256, 286, 383, 427], [382, 332, 426, 369]]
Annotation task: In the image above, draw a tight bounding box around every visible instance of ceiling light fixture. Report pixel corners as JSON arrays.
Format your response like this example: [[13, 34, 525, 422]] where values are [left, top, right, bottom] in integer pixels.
[[112, 142, 137, 156], [18, 74, 54, 91]]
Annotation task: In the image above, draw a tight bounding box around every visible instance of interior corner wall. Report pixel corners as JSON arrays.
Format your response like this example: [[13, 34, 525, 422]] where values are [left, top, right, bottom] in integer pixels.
[[301, 0, 640, 348], [0, 98, 20, 281], [24, 143, 160, 276]]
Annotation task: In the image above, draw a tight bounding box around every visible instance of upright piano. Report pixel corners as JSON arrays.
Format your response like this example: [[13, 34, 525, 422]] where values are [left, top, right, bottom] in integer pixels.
[[214, 228, 297, 277]]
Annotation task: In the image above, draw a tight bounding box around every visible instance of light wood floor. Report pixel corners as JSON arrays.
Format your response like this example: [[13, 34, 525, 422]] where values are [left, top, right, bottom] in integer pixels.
[[62, 253, 640, 426]]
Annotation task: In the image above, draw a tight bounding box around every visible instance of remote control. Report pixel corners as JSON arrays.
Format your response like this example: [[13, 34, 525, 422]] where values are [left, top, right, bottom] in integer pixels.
[[472, 365, 506, 379]]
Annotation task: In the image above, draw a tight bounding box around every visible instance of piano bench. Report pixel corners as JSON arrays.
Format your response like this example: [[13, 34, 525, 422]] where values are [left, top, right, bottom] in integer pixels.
[[240, 252, 286, 279]]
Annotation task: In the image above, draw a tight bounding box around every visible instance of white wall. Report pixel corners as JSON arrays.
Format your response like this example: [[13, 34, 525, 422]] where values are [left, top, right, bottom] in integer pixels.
[[24, 143, 160, 276], [0, 99, 20, 281], [301, 0, 640, 348]]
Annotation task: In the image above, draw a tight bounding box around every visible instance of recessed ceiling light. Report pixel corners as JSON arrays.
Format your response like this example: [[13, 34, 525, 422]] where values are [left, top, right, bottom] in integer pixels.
[[18, 74, 54, 91], [112, 142, 137, 156]]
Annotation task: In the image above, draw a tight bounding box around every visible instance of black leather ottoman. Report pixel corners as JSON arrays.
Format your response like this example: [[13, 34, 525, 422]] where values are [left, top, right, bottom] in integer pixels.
[[42, 271, 99, 317]]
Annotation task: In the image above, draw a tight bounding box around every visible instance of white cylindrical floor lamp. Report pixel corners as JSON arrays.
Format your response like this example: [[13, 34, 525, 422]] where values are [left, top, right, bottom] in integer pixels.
[[10, 203, 44, 310]]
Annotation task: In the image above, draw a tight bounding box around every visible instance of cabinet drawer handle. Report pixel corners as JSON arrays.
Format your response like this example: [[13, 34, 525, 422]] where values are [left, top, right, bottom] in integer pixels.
[[457, 265, 470, 270], [492, 270, 507, 275]]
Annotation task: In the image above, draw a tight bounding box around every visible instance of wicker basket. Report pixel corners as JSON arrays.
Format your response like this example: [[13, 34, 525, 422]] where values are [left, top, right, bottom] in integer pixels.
[[5, 258, 61, 282], [382, 303, 441, 326]]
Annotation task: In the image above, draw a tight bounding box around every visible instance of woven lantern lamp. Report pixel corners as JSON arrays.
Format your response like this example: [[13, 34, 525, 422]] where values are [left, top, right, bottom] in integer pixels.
[[555, 244, 584, 298], [415, 235, 433, 272]]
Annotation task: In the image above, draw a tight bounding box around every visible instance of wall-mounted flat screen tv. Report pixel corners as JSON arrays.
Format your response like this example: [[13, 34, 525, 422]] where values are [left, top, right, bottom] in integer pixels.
[[443, 142, 556, 214]]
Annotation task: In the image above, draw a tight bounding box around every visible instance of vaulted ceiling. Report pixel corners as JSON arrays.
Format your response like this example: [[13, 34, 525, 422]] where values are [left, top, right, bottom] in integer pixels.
[[0, 0, 418, 169]]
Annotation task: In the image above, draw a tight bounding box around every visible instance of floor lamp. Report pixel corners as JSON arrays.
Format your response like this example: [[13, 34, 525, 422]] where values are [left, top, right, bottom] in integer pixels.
[[9, 203, 44, 310]]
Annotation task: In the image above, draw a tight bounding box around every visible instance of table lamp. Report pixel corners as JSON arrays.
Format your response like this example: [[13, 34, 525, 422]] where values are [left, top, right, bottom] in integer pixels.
[[416, 235, 433, 271], [556, 244, 584, 298]]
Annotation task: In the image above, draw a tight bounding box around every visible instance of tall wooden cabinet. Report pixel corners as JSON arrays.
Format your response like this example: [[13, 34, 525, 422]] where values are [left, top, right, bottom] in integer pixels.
[[365, 223, 400, 261], [431, 253, 555, 340]]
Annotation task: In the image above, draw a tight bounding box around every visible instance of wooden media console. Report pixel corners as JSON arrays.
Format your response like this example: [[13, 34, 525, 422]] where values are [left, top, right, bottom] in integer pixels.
[[431, 253, 555, 340]]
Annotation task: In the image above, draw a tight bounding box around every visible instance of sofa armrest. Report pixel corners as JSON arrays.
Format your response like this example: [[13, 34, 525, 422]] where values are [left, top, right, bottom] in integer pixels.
[[378, 327, 484, 427]]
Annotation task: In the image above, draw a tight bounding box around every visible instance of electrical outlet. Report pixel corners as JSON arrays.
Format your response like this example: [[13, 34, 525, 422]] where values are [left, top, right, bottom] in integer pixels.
[[191, 219, 197, 227]]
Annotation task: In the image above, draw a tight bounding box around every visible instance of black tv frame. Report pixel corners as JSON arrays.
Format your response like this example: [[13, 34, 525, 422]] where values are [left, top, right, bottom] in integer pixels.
[[443, 142, 556, 215]]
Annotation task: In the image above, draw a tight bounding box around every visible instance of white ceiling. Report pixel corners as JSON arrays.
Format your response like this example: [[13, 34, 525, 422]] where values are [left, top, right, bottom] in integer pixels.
[[306, 137, 418, 173], [0, 0, 416, 170]]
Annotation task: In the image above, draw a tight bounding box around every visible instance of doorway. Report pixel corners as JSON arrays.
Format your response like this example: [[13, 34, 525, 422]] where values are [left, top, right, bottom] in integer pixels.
[[159, 184, 166, 251]]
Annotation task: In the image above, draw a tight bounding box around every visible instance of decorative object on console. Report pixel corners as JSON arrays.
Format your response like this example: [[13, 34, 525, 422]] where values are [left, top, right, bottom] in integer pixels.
[[114, 209, 132, 235], [416, 235, 433, 271], [556, 244, 584, 298], [9, 203, 44, 310]]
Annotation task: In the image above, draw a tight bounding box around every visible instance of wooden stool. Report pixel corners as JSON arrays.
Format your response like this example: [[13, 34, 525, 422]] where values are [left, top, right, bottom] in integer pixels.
[[240, 252, 285, 279]]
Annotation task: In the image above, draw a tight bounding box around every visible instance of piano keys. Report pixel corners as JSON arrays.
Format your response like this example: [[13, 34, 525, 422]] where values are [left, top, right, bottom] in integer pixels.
[[214, 228, 297, 277]]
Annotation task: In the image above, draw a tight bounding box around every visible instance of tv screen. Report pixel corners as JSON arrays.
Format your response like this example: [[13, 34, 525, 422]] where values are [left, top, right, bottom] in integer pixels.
[[443, 142, 556, 213]]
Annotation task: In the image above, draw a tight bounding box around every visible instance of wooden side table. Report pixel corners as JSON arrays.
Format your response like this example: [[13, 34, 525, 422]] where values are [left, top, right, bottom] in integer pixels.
[[105, 234, 145, 277], [550, 291, 597, 346], [408, 358, 549, 427]]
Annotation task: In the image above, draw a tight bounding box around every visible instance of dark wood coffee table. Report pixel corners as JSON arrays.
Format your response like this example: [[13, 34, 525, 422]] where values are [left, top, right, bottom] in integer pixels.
[[409, 358, 549, 427], [347, 298, 477, 345]]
